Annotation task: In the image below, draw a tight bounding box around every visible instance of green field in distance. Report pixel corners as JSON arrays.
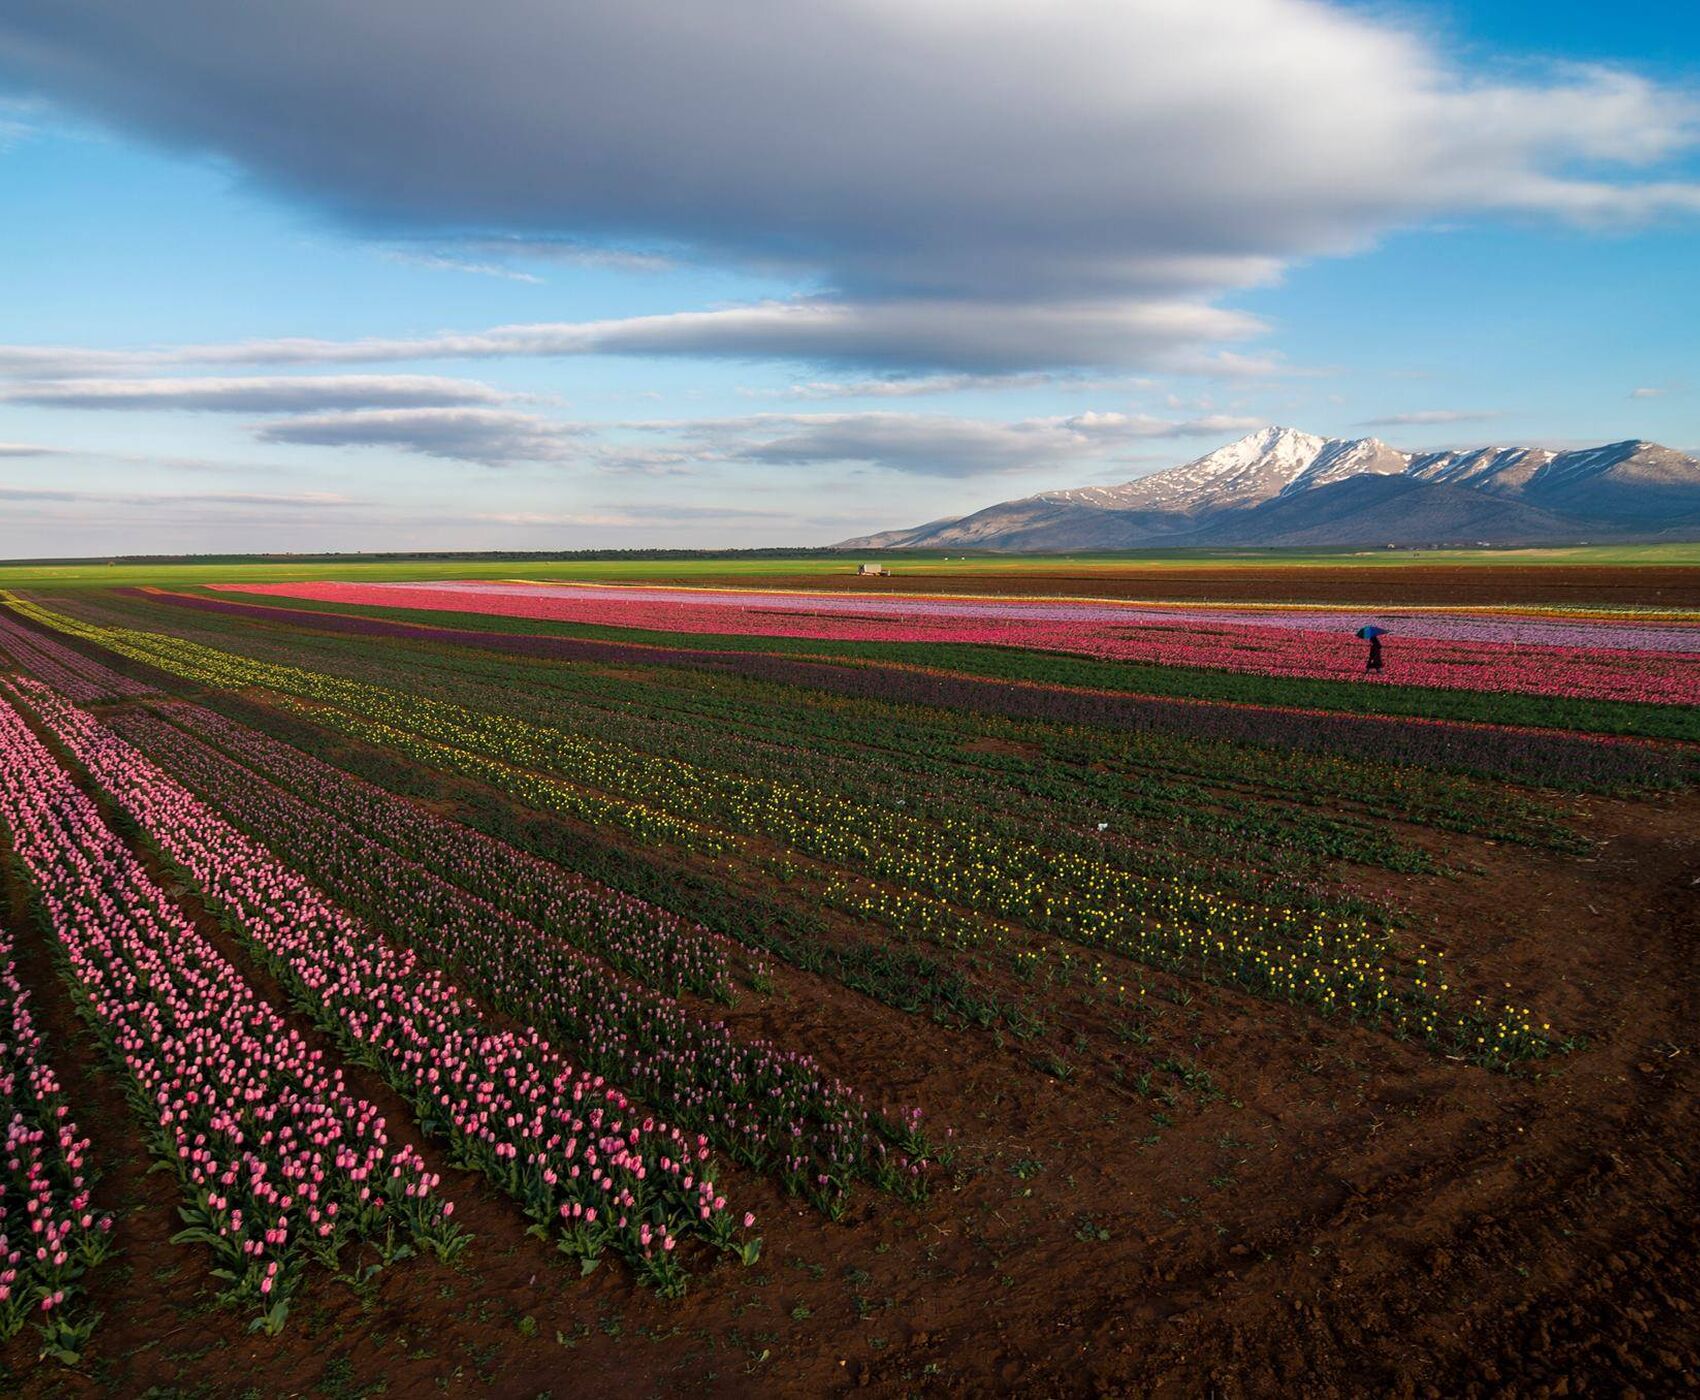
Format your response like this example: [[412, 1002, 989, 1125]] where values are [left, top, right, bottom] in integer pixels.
[[4, 542, 1699, 589]]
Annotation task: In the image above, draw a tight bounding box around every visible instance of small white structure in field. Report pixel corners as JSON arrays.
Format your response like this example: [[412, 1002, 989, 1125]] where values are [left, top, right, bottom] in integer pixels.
[[856, 562, 891, 576]]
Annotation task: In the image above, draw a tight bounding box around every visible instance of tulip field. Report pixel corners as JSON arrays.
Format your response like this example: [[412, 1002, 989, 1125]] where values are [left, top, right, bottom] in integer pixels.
[[0, 564, 1695, 1396], [212, 578, 1700, 707]]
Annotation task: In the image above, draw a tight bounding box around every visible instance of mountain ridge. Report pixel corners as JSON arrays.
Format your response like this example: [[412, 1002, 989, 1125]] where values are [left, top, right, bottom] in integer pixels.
[[838, 427, 1700, 549]]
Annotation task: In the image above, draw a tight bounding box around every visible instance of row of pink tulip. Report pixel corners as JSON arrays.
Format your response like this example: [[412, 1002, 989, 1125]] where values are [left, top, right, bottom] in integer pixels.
[[152, 699, 745, 1000], [0, 891, 113, 1359], [100, 701, 924, 1216], [0, 688, 454, 1337], [222, 581, 1700, 706], [0, 612, 155, 705], [3, 677, 751, 1293]]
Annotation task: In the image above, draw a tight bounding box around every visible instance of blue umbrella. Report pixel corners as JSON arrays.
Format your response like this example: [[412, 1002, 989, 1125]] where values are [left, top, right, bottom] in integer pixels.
[[1355, 626, 1387, 640]]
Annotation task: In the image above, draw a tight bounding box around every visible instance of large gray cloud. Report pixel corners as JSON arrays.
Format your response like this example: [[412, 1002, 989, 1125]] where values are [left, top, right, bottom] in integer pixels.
[[2, 0, 1695, 373], [0, 374, 511, 411]]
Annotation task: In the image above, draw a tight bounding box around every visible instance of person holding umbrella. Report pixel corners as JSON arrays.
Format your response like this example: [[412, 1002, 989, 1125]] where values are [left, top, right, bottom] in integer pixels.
[[1357, 625, 1386, 673]]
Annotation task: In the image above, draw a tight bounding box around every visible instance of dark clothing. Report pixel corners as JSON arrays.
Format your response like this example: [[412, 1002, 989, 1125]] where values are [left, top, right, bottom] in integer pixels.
[[1366, 638, 1384, 672]]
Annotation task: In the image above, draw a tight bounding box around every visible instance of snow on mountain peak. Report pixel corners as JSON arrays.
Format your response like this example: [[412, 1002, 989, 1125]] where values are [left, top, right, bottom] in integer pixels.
[[1204, 426, 1327, 471], [1099, 425, 1333, 512]]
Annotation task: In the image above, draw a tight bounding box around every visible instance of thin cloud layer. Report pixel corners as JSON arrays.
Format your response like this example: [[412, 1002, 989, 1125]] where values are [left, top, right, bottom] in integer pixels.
[[702, 412, 1261, 477], [1, 374, 512, 411], [3, 1, 1696, 372], [0, 484, 357, 507], [253, 405, 1261, 477], [256, 407, 592, 467], [0, 300, 1263, 377]]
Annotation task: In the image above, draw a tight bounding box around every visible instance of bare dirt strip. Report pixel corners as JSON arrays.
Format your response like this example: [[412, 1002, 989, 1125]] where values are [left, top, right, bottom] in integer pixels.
[[719, 566, 1700, 609]]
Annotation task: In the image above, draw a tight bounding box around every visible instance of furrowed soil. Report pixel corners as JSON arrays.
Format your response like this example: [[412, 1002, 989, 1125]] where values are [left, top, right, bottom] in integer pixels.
[[733, 566, 1700, 609], [5, 743, 1696, 1398]]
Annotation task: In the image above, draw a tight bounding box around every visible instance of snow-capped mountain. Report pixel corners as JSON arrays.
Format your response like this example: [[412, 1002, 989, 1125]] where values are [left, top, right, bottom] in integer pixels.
[[839, 428, 1700, 550], [1094, 426, 1332, 511]]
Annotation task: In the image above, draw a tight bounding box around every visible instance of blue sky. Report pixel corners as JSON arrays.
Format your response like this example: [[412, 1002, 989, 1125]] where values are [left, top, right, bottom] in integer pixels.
[[0, 0, 1696, 555]]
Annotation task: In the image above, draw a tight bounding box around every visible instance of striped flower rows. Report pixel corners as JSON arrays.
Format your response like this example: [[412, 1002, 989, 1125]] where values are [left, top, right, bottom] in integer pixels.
[[0, 611, 155, 705], [0, 688, 455, 1336], [96, 703, 930, 1213], [187, 650, 1543, 1057], [147, 699, 747, 1001], [2, 677, 753, 1295], [2, 599, 1555, 1065]]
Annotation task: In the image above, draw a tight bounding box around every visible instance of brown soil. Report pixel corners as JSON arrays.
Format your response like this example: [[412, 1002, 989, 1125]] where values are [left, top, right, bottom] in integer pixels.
[[4, 737, 1697, 1396], [732, 566, 1700, 609]]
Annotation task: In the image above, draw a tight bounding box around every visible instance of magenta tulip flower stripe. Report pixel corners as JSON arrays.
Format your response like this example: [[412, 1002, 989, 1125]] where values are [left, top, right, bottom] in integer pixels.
[[0, 891, 112, 1361]]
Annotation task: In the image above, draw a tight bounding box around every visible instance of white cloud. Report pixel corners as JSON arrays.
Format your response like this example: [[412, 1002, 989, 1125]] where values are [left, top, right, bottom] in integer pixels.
[[0, 374, 513, 411], [1628, 386, 1665, 399], [0, 441, 64, 456], [763, 372, 1060, 401], [1, 1, 1694, 373]]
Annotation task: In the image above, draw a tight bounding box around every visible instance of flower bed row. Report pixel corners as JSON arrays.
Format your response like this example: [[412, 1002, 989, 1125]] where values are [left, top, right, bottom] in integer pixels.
[[220, 580, 1700, 650], [0, 898, 112, 1360], [0, 688, 454, 1336]]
